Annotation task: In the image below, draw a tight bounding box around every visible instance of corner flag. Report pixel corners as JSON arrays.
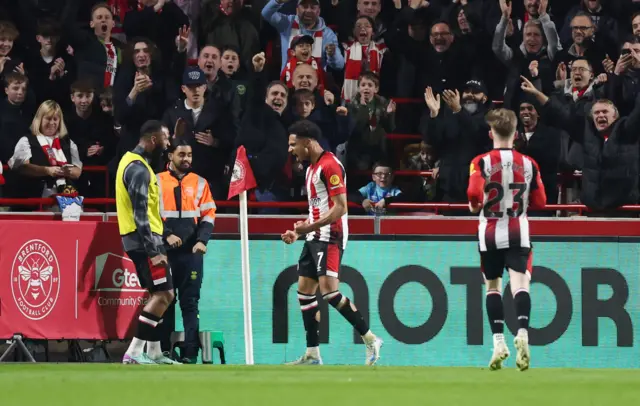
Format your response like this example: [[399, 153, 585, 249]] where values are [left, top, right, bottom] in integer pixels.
[[228, 146, 257, 200]]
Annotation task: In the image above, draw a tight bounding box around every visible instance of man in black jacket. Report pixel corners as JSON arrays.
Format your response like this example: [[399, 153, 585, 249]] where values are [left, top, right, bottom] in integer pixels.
[[234, 52, 289, 211], [422, 80, 492, 203], [163, 66, 236, 199], [522, 76, 640, 214]]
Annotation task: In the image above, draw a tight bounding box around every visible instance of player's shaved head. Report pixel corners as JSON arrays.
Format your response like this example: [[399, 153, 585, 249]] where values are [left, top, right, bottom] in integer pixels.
[[485, 108, 517, 139]]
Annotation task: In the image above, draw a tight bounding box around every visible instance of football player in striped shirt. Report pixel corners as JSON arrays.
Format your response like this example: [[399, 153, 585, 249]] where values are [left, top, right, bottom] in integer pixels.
[[467, 108, 546, 371], [282, 120, 383, 366]]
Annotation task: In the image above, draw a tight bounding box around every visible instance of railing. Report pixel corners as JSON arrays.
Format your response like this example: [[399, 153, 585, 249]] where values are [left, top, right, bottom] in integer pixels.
[[1, 197, 639, 216]]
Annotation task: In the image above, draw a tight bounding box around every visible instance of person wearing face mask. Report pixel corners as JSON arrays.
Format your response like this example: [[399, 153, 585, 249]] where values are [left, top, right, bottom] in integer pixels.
[[233, 52, 290, 210], [522, 75, 640, 215], [422, 81, 493, 205]]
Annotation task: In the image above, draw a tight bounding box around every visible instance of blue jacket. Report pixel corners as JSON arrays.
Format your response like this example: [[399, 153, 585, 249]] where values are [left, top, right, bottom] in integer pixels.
[[262, 0, 345, 72]]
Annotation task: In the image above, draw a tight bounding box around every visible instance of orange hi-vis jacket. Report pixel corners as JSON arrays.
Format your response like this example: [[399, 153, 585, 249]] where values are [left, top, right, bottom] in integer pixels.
[[157, 170, 216, 248]]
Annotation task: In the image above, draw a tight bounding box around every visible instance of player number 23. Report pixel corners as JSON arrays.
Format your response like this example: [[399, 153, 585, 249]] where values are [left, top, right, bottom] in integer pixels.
[[483, 182, 526, 217]]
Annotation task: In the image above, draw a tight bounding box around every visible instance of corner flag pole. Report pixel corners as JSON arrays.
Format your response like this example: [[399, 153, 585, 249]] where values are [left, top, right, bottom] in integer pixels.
[[239, 190, 254, 365]]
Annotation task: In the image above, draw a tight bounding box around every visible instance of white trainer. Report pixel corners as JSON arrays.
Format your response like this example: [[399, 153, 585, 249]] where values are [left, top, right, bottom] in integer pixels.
[[514, 332, 531, 371], [488, 338, 510, 371], [365, 337, 383, 366], [285, 354, 323, 365]]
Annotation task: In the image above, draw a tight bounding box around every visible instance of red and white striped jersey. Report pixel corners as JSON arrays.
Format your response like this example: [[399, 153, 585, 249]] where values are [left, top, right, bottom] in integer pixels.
[[305, 152, 349, 249], [467, 148, 546, 252]]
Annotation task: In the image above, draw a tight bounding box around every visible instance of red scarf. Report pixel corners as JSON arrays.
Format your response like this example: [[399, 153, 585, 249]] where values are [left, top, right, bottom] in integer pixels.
[[280, 56, 325, 89], [341, 41, 386, 102], [38, 135, 68, 167]]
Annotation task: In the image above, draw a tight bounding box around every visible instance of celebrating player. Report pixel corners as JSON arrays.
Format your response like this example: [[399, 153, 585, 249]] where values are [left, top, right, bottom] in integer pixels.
[[281, 120, 383, 366], [115, 120, 179, 365], [467, 109, 547, 372]]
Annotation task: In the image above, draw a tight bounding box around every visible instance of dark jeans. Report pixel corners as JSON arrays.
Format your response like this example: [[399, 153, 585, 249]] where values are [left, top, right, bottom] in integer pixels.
[[160, 248, 204, 358]]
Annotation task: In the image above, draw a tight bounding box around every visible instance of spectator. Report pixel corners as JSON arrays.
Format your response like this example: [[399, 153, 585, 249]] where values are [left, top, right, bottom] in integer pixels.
[[349, 161, 404, 215], [406, 141, 436, 171], [336, 0, 390, 44], [262, 0, 345, 72], [1, 73, 35, 163], [541, 58, 606, 115], [291, 88, 351, 152], [514, 97, 562, 206], [234, 52, 289, 209], [522, 76, 640, 214], [0, 20, 23, 80], [560, 0, 619, 47], [23, 19, 75, 110], [66, 80, 115, 198], [494, 0, 561, 108], [112, 39, 178, 170], [281, 34, 326, 91], [163, 66, 236, 199], [199, 0, 260, 73], [554, 11, 611, 76], [174, 0, 202, 59], [344, 72, 395, 172], [196, 45, 242, 126], [341, 16, 387, 102], [220, 45, 249, 116], [8, 100, 82, 199], [124, 0, 190, 67], [609, 40, 640, 116], [61, 2, 123, 89], [421, 81, 492, 203]]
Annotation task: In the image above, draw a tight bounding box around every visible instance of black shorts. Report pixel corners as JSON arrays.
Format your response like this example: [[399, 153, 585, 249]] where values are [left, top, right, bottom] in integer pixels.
[[480, 247, 532, 281], [126, 250, 174, 293], [297, 240, 343, 280]]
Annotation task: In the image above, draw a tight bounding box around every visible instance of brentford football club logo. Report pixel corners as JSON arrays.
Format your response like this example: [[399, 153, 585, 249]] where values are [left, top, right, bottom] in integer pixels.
[[230, 158, 245, 186], [11, 240, 61, 321]]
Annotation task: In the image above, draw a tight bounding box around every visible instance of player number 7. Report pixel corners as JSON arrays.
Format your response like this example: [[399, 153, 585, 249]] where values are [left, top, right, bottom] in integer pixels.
[[316, 252, 324, 273]]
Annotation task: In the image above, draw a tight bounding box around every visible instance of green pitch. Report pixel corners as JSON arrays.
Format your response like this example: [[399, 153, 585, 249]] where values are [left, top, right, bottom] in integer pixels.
[[1, 365, 639, 405]]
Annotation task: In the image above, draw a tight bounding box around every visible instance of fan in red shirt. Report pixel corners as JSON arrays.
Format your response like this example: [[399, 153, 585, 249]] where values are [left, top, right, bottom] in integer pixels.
[[281, 120, 382, 366], [467, 108, 546, 372]]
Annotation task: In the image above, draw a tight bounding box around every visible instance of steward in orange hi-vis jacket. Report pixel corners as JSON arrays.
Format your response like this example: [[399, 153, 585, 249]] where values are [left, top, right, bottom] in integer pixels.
[[156, 139, 215, 363]]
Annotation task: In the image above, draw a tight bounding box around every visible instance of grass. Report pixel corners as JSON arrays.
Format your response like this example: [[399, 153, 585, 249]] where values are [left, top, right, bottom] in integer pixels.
[[0, 364, 639, 405]]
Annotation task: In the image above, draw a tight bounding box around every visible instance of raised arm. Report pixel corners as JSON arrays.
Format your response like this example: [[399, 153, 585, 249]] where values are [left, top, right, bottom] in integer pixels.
[[492, 0, 514, 65]]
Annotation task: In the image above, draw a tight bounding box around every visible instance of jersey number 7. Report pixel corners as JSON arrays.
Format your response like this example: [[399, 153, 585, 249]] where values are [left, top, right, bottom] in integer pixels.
[[484, 182, 526, 218]]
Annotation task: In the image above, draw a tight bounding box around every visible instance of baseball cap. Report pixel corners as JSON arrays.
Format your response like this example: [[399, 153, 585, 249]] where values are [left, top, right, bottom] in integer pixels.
[[182, 66, 207, 86], [298, 0, 320, 5], [464, 79, 487, 95], [290, 34, 315, 50]]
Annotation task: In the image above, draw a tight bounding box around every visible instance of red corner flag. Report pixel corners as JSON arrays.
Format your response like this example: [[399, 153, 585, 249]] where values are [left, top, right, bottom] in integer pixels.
[[228, 146, 257, 199]]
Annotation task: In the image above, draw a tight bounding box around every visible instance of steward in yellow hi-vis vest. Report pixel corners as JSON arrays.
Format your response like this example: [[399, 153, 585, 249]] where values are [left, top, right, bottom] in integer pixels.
[[115, 120, 181, 366], [155, 139, 216, 364]]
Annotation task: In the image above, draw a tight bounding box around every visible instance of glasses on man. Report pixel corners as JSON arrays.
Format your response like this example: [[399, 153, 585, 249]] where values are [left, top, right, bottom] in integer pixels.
[[374, 171, 392, 177], [571, 26, 592, 32], [571, 67, 591, 74]]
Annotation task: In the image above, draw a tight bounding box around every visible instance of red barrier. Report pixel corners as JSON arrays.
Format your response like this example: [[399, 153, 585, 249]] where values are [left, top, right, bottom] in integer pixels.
[[0, 221, 145, 340]]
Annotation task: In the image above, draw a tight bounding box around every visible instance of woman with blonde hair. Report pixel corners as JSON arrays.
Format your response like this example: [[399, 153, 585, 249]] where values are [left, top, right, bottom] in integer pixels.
[[8, 100, 82, 198]]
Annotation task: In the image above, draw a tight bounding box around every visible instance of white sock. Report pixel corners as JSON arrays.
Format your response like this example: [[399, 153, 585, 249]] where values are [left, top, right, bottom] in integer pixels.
[[362, 330, 376, 344], [146, 341, 163, 359], [493, 333, 505, 347], [305, 346, 320, 358], [126, 338, 146, 357], [517, 328, 528, 338]]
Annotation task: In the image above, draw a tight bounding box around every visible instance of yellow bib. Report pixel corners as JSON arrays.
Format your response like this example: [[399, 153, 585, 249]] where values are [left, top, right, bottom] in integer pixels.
[[115, 152, 163, 236]]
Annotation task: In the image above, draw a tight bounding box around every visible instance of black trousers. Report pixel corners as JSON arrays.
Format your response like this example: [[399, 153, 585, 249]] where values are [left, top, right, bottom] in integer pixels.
[[160, 248, 204, 358]]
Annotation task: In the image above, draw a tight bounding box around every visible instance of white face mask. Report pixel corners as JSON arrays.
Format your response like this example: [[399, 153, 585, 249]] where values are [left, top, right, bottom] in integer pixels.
[[463, 102, 479, 114]]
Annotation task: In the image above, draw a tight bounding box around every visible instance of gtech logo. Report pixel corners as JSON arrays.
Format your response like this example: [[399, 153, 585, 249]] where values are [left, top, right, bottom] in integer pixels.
[[94, 253, 145, 292], [11, 240, 61, 321]]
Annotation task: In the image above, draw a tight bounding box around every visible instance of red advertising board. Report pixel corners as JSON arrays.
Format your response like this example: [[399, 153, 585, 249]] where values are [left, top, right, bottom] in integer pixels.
[[0, 220, 146, 340]]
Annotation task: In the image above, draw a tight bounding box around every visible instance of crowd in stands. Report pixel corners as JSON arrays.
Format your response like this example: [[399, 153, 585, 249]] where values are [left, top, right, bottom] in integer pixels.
[[1, 0, 640, 216]]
